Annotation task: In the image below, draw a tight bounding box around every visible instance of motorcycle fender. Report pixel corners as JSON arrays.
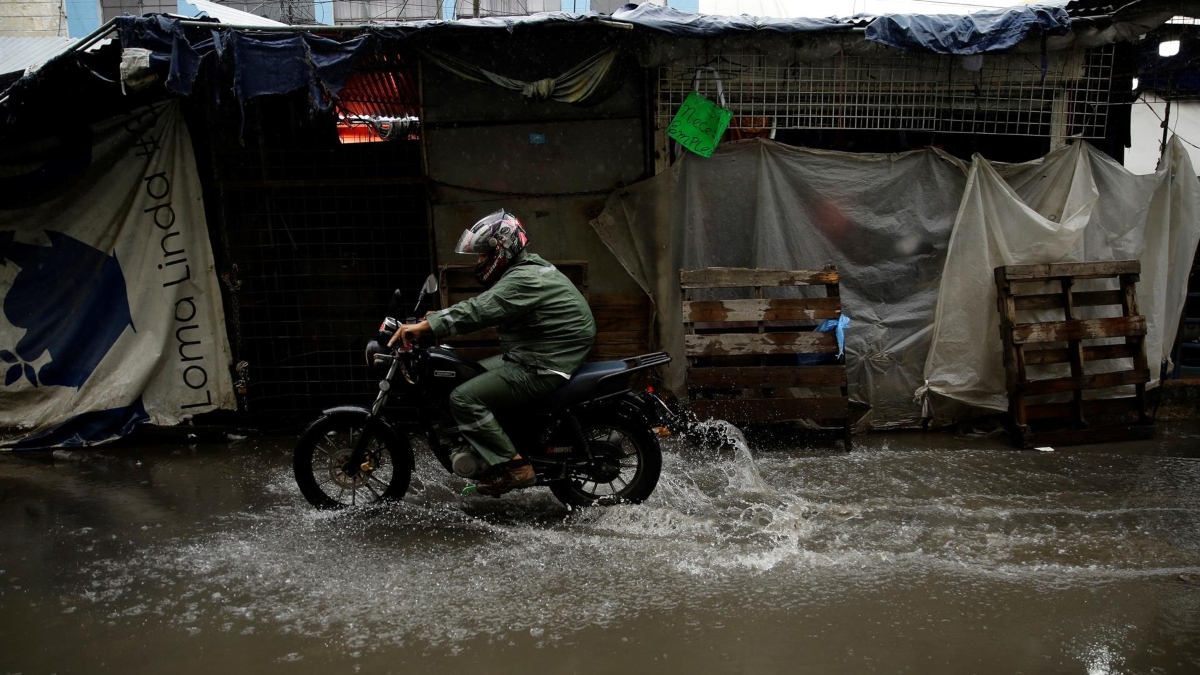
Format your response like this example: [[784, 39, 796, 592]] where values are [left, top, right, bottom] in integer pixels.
[[312, 406, 414, 471], [611, 392, 656, 426]]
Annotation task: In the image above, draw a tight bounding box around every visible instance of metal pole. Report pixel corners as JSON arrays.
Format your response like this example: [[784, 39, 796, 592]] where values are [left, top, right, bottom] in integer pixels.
[[1161, 79, 1172, 164]]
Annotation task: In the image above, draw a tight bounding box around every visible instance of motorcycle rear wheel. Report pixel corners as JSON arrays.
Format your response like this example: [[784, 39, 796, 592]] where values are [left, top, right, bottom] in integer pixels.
[[293, 412, 412, 509], [549, 411, 661, 508]]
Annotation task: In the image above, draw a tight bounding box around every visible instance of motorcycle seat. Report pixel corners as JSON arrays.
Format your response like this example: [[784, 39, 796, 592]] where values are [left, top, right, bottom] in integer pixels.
[[539, 360, 630, 412]]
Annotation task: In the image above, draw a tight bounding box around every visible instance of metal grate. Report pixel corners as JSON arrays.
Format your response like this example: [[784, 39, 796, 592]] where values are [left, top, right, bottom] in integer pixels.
[[658, 46, 1115, 138], [208, 100, 430, 414]]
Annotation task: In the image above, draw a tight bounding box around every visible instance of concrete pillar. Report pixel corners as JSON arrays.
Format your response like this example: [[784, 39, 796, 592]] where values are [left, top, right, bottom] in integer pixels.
[[0, 1, 68, 37]]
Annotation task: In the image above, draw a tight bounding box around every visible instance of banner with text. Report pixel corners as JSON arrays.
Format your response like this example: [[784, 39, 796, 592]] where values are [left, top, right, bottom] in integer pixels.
[[0, 101, 235, 448]]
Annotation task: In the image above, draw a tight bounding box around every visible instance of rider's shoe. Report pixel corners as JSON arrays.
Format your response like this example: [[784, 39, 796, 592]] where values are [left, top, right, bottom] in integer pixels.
[[475, 460, 536, 496]]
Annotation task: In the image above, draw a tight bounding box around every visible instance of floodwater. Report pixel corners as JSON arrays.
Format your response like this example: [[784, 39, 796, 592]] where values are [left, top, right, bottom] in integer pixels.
[[2, 422, 1200, 675]]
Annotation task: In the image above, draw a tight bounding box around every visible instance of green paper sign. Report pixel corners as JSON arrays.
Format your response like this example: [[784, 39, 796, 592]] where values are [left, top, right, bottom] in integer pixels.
[[667, 91, 733, 158]]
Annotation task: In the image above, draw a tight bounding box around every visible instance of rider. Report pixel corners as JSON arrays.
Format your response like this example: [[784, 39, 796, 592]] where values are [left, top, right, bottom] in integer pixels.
[[389, 209, 597, 495]]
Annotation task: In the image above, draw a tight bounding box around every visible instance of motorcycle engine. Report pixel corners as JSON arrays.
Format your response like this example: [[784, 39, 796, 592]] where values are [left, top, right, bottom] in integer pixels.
[[451, 449, 488, 478]]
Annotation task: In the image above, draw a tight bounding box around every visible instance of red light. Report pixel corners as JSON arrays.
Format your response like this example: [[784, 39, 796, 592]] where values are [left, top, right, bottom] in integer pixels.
[[645, 385, 655, 394]]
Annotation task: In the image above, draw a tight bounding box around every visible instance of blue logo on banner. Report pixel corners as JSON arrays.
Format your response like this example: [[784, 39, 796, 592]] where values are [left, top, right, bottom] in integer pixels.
[[1, 230, 135, 389]]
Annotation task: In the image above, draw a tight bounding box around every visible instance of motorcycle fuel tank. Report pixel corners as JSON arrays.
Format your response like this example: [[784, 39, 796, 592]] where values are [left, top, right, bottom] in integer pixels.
[[423, 346, 486, 398]]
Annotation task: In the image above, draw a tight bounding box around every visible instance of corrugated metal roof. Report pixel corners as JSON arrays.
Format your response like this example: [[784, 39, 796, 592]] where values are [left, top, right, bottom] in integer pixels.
[[0, 36, 77, 78], [180, 0, 288, 26]]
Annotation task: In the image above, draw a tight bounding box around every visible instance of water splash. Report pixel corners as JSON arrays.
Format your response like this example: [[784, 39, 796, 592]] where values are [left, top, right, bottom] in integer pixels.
[[44, 427, 1200, 655]]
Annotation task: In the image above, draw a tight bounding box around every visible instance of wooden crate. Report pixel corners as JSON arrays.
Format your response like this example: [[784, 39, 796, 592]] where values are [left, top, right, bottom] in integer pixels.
[[995, 260, 1154, 448], [681, 266, 851, 448], [436, 262, 651, 363]]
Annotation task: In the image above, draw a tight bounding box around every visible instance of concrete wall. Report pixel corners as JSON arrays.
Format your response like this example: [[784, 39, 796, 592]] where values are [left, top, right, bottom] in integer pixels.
[[421, 52, 649, 295], [0, 2, 67, 37], [1126, 93, 1200, 175], [100, 0, 175, 22]]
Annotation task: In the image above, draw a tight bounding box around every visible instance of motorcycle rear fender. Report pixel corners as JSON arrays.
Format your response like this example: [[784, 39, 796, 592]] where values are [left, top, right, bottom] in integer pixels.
[[580, 391, 656, 427], [313, 406, 415, 471]]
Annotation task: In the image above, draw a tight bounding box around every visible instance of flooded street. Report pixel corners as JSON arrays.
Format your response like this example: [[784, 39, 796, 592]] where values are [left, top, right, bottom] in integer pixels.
[[3, 422, 1200, 675]]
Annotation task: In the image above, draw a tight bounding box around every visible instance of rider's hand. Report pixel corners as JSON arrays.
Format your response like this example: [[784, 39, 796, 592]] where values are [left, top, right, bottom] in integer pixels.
[[388, 320, 430, 348]]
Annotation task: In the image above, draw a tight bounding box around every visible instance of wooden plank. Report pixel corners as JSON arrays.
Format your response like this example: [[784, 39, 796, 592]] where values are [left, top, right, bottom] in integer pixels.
[[1021, 368, 1150, 396], [1000, 260, 1140, 281], [1013, 290, 1124, 311], [589, 293, 650, 309], [591, 344, 645, 359], [685, 332, 839, 357], [1024, 396, 1143, 421], [680, 267, 839, 289], [687, 365, 847, 388], [594, 315, 650, 333], [1020, 424, 1154, 449], [593, 331, 649, 345], [689, 397, 848, 422], [1011, 316, 1146, 344], [1023, 343, 1139, 365], [682, 298, 841, 323]]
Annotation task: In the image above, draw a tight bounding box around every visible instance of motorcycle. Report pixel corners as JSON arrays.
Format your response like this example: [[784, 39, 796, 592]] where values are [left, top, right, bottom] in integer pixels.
[[293, 275, 674, 509]]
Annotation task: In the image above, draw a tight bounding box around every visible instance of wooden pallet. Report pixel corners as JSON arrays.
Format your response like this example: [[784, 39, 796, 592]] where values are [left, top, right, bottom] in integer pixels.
[[681, 266, 851, 449], [995, 260, 1154, 448], [437, 262, 651, 362]]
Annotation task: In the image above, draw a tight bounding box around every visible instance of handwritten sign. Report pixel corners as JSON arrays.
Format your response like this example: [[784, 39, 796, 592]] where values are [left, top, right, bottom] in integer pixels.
[[667, 91, 732, 158]]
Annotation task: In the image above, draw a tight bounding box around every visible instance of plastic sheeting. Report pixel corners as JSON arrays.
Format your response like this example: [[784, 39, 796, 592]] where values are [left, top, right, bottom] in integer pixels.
[[115, 16, 367, 109], [1, 102, 236, 448], [609, 4, 852, 37], [422, 47, 622, 104], [592, 137, 1200, 429], [865, 5, 1070, 55], [923, 137, 1200, 417], [592, 140, 967, 429]]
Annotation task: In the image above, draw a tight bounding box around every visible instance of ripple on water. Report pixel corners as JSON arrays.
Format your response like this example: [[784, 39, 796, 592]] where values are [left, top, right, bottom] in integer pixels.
[[65, 421, 1200, 651]]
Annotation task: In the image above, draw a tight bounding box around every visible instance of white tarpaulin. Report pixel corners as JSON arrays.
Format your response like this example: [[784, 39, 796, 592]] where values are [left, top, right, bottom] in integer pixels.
[[0, 101, 235, 448], [923, 137, 1200, 416], [592, 136, 1200, 429], [593, 140, 969, 429]]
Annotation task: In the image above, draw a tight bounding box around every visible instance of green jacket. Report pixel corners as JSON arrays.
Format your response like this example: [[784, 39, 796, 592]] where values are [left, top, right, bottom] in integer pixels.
[[427, 253, 597, 376]]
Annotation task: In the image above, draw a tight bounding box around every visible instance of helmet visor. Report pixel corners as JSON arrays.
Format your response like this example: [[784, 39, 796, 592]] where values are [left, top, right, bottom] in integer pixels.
[[454, 209, 506, 255]]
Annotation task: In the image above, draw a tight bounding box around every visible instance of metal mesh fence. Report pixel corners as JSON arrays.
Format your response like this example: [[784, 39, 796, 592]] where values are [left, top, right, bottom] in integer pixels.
[[208, 102, 429, 415], [658, 45, 1115, 138], [331, 0, 556, 22]]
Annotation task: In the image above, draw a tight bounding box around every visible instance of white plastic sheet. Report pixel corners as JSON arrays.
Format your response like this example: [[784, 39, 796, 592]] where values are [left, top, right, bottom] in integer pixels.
[[592, 136, 1200, 428], [0, 102, 236, 446], [924, 137, 1200, 417], [593, 140, 968, 429]]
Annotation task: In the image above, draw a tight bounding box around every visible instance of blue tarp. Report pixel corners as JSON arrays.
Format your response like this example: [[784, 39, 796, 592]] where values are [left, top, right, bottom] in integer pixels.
[[865, 5, 1071, 55], [110, 4, 1074, 115], [609, 4, 853, 37], [116, 16, 367, 108]]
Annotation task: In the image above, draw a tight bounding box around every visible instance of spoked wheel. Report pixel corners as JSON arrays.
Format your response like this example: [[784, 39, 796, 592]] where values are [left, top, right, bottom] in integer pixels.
[[293, 412, 412, 509], [550, 412, 661, 508]]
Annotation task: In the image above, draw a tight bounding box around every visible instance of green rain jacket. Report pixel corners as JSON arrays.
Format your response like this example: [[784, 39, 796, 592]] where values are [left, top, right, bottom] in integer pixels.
[[426, 253, 597, 376]]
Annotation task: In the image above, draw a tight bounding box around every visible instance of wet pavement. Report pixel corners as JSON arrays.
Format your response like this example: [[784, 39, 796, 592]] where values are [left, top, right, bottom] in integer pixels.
[[2, 420, 1200, 675]]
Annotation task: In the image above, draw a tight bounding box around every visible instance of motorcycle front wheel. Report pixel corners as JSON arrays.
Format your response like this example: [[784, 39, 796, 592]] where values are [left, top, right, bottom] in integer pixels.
[[293, 412, 413, 509], [549, 410, 662, 508]]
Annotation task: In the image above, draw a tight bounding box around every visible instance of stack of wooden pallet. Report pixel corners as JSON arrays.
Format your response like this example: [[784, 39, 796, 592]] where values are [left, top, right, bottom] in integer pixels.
[[680, 266, 852, 448], [994, 260, 1154, 448]]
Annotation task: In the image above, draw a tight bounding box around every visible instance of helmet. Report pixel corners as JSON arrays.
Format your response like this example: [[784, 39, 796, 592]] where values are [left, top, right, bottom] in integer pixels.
[[455, 209, 529, 287]]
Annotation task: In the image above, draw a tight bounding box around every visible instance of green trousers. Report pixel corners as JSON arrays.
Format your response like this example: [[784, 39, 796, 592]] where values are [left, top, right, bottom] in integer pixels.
[[449, 355, 566, 466]]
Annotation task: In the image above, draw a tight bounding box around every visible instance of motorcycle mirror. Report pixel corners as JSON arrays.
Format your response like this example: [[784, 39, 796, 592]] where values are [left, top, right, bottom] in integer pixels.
[[414, 275, 439, 313], [388, 289, 403, 314]]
